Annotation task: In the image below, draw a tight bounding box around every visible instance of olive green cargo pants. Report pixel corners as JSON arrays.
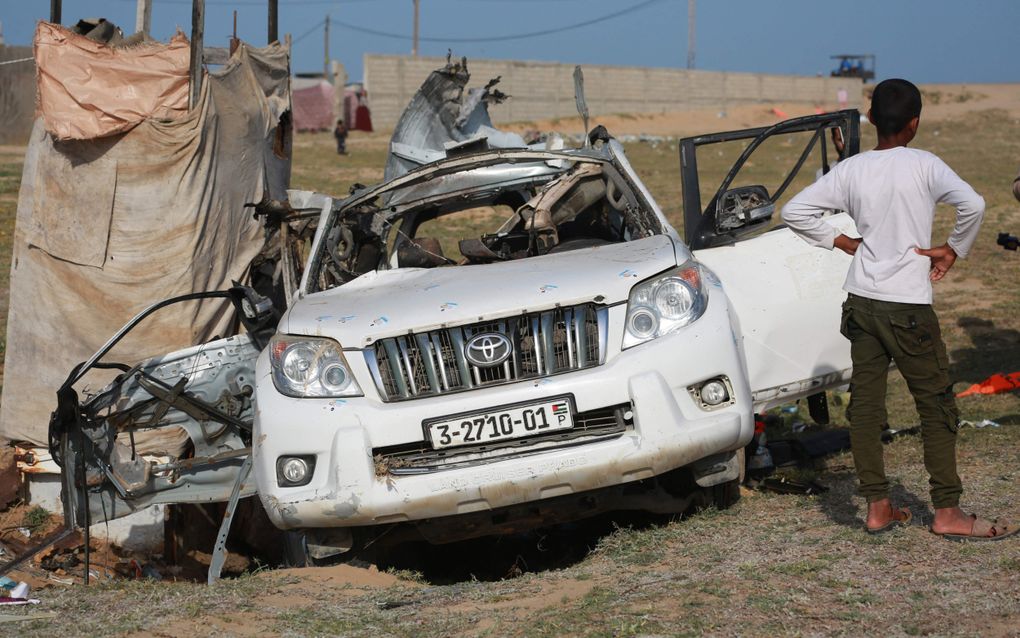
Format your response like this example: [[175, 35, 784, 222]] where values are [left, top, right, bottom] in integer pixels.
[[840, 293, 962, 509]]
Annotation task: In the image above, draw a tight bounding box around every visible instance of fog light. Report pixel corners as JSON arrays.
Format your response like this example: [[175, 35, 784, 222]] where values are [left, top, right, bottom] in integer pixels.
[[277, 456, 315, 487], [700, 380, 729, 406]]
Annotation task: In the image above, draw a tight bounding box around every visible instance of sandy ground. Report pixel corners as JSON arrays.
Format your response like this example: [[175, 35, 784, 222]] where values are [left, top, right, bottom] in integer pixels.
[[500, 83, 1020, 139]]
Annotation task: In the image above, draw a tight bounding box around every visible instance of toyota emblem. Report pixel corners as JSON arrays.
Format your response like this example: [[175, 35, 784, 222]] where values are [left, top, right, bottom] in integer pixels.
[[464, 332, 513, 368]]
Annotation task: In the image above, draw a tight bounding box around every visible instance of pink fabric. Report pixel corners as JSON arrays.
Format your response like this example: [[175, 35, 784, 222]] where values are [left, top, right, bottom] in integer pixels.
[[292, 81, 334, 131]]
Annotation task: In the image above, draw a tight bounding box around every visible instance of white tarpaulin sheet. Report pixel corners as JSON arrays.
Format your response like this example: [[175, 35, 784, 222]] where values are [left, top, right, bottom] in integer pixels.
[[0, 42, 291, 446]]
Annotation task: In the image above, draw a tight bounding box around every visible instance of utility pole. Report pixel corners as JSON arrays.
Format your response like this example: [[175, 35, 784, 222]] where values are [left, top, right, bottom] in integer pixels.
[[324, 15, 331, 79], [50, 0, 62, 24], [268, 0, 278, 44], [686, 0, 696, 70], [136, 0, 152, 36], [412, 0, 420, 58], [189, 0, 204, 109]]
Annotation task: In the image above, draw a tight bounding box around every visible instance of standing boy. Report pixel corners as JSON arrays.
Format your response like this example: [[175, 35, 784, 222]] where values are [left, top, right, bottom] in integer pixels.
[[782, 79, 1016, 541], [334, 119, 348, 155]]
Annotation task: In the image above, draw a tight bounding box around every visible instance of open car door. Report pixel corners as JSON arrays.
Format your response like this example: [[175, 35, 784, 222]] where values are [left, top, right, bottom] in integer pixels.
[[680, 110, 861, 412]]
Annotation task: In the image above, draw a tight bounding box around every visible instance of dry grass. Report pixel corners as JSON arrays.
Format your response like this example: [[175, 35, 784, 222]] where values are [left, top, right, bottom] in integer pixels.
[[0, 107, 1018, 636]]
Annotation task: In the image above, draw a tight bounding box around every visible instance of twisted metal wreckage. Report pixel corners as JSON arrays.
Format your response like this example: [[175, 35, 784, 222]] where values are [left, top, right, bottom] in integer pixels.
[[4, 57, 861, 583]]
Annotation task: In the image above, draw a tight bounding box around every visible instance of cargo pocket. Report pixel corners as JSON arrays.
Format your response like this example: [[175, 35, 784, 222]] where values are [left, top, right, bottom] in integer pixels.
[[889, 315, 935, 357], [839, 304, 854, 339], [941, 385, 960, 433]]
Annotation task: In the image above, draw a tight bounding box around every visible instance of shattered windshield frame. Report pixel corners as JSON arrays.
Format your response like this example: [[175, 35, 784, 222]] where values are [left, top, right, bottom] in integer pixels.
[[303, 146, 668, 295]]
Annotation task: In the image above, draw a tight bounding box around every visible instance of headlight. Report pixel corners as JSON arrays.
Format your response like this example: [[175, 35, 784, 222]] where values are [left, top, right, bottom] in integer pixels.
[[269, 335, 363, 398], [623, 262, 707, 349]]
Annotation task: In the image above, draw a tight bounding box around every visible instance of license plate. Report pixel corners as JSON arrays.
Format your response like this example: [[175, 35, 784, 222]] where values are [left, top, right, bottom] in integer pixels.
[[425, 397, 575, 450]]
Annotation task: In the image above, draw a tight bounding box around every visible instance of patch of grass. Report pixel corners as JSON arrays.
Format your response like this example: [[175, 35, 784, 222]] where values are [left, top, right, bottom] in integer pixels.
[[22, 505, 50, 533]]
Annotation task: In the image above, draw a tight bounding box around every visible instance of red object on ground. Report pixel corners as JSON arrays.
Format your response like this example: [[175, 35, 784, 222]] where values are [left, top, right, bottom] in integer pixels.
[[771, 107, 788, 118], [956, 372, 1020, 397]]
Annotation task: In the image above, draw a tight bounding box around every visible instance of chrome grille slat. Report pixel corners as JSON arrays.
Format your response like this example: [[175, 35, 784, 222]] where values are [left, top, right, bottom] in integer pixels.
[[540, 311, 555, 374], [396, 337, 419, 395], [429, 333, 450, 391], [369, 303, 608, 402], [563, 307, 575, 368], [415, 333, 441, 393]]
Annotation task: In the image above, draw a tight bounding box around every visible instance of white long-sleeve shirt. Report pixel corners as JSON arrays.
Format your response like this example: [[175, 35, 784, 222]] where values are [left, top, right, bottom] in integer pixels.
[[781, 146, 985, 304]]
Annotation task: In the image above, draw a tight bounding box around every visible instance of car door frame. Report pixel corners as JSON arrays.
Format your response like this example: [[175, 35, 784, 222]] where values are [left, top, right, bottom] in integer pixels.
[[680, 109, 861, 250]]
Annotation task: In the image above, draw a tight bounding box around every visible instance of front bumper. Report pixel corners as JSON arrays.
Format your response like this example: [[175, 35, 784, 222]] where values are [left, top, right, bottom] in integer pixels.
[[253, 290, 753, 530]]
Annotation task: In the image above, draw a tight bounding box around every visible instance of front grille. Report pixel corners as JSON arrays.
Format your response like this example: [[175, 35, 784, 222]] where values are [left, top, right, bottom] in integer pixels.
[[366, 303, 608, 401], [373, 403, 632, 474]]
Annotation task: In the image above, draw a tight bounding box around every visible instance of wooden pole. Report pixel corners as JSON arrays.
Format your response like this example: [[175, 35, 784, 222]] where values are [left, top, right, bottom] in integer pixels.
[[50, 0, 62, 24], [324, 15, 330, 79], [686, 0, 696, 69], [136, 0, 153, 36], [268, 0, 278, 44], [230, 10, 239, 55], [189, 0, 205, 109], [412, 0, 419, 58]]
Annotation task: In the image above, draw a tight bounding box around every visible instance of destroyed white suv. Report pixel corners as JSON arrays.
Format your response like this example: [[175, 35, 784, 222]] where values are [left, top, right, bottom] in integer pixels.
[[51, 63, 858, 569]]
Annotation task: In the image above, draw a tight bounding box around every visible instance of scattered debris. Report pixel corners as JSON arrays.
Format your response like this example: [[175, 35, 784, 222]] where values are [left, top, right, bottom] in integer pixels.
[[0, 612, 59, 623], [957, 372, 1020, 397], [960, 419, 1001, 429], [756, 476, 828, 496]]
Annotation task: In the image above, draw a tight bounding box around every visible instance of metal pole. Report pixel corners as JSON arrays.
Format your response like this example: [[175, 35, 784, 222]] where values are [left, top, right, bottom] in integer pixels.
[[268, 0, 278, 44], [412, 0, 420, 58], [135, 0, 153, 36], [50, 0, 62, 24], [324, 15, 330, 79], [189, 0, 205, 109], [686, 0, 696, 70]]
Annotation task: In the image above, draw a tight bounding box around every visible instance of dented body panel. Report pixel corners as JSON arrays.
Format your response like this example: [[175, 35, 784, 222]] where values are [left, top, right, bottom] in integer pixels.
[[255, 283, 751, 529]]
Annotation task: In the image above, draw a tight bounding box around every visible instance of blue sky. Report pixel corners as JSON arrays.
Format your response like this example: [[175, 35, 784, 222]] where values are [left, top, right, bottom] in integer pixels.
[[2, 0, 1018, 83]]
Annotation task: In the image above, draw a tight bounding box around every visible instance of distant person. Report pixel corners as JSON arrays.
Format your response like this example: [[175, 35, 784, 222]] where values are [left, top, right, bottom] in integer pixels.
[[782, 79, 1015, 541], [837, 87, 849, 109], [839, 58, 852, 76], [333, 119, 348, 155]]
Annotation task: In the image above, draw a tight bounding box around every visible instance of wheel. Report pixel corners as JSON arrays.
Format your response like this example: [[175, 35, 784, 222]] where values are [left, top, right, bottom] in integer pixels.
[[282, 528, 360, 567], [710, 448, 744, 510], [282, 531, 312, 567]]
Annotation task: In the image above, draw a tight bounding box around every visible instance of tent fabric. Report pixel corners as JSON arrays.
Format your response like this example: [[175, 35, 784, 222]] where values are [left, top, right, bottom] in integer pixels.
[[291, 80, 334, 131], [0, 42, 292, 446], [34, 22, 190, 141]]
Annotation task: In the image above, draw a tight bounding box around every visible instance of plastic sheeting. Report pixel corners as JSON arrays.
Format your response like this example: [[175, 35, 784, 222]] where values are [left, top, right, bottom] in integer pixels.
[[0, 42, 292, 446], [291, 79, 334, 131], [34, 22, 191, 141]]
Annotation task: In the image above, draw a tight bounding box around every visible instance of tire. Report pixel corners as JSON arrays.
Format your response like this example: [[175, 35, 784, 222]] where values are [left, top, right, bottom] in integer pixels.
[[710, 448, 744, 510], [283, 529, 361, 567], [282, 531, 311, 567]]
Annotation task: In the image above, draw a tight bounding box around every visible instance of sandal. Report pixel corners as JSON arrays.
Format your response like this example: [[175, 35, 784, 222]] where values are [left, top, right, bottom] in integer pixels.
[[930, 514, 1020, 542], [865, 507, 912, 535]]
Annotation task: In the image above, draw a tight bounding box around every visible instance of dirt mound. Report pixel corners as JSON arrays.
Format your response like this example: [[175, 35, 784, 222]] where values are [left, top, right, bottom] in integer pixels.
[[266, 562, 405, 590]]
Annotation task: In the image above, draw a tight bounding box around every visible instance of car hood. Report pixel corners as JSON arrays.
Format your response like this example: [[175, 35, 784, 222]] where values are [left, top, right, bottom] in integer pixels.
[[284, 234, 678, 348]]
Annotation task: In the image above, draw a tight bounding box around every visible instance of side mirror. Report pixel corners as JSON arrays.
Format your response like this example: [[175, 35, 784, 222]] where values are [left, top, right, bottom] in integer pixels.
[[715, 185, 774, 234]]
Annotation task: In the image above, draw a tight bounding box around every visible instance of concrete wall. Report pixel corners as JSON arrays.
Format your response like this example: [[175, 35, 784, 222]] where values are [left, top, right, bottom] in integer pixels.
[[0, 46, 36, 145], [365, 54, 863, 129]]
